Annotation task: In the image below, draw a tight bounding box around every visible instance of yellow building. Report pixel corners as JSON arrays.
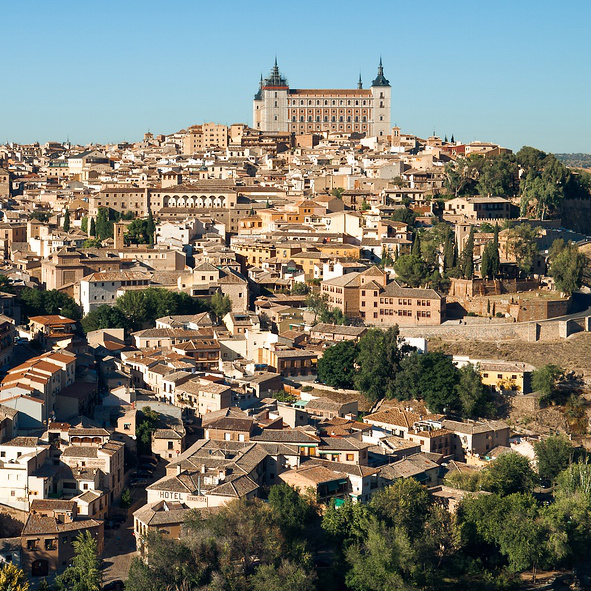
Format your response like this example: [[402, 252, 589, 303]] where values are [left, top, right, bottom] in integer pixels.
[[478, 360, 535, 393]]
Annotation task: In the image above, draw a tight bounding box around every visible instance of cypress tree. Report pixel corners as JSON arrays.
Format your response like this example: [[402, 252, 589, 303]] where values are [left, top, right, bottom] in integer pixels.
[[147, 210, 156, 245], [89, 217, 96, 237], [412, 231, 421, 257], [490, 223, 501, 278], [481, 242, 492, 279], [443, 233, 454, 273], [63, 208, 70, 232], [462, 226, 475, 279]]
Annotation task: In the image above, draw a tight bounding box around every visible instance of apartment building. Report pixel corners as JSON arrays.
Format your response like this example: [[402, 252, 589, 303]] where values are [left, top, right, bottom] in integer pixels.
[[175, 379, 233, 417], [79, 271, 151, 314], [0, 437, 50, 510], [444, 196, 512, 220], [321, 266, 445, 325], [0, 351, 76, 427]]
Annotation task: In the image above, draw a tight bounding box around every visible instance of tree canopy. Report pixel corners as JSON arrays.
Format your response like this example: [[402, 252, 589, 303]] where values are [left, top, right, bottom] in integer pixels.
[[55, 531, 102, 591], [19, 288, 81, 321], [506, 223, 540, 274], [548, 239, 587, 295], [317, 340, 358, 390], [354, 327, 403, 400], [534, 434, 574, 483], [393, 254, 428, 287]]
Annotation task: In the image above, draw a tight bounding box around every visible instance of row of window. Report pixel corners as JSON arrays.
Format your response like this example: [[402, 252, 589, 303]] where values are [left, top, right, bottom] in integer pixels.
[[288, 99, 369, 106], [483, 373, 519, 379], [292, 115, 368, 123]]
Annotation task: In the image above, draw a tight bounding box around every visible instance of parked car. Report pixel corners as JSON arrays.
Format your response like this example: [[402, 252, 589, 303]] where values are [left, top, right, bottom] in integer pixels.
[[130, 478, 148, 487], [111, 514, 127, 524], [105, 520, 120, 530], [139, 455, 158, 466], [138, 463, 155, 472], [132, 470, 152, 479]]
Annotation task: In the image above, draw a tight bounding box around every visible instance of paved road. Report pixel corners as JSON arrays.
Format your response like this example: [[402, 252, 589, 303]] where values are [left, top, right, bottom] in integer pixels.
[[102, 519, 137, 584], [101, 459, 166, 583]]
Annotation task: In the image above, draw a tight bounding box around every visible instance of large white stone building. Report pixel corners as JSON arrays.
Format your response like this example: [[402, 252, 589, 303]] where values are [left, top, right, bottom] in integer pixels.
[[253, 59, 391, 137]]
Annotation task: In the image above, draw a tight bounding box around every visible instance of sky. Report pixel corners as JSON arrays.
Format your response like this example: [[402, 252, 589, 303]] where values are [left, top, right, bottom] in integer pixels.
[[1, 0, 590, 153]]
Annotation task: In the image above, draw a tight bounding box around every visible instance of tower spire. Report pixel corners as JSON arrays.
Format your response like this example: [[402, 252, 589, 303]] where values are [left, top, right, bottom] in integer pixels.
[[358, 73, 363, 89], [371, 57, 390, 87]]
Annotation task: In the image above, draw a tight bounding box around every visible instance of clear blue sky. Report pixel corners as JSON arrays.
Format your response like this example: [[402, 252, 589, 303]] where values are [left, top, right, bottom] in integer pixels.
[[2, 0, 590, 153]]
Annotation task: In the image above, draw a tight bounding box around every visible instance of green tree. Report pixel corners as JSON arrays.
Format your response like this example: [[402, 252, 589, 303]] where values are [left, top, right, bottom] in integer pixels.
[[0, 563, 29, 591], [268, 483, 316, 540], [548, 239, 587, 295], [114, 290, 148, 331], [460, 493, 548, 583], [120, 488, 132, 508], [63, 208, 70, 232], [208, 291, 232, 322], [354, 327, 402, 400], [322, 497, 371, 547], [146, 210, 156, 245], [461, 226, 475, 279], [531, 364, 564, 402], [394, 351, 460, 413], [206, 498, 284, 574], [124, 219, 152, 245], [370, 478, 430, 534], [480, 452, 537, 495], [534, 435, 574, 483], [456, 363, 494, 418], [81, 304, 128, 333], [444, 469, 481, 492], [89, 217, 96, 237], [411, 231, 421, 256], [506, 223, 540, 274], [481, 240, 492, 280], [95, 207, 111, 240], [80, 216, 88, 234], [19, 288, 81, 321], [83, 238, 102, 248], [29, 211, 50, 223], [444, 156, 481, 196], [555, 462, 591, 498], [393, 254, 428, 287], [251, 560, 316, 591], [542, 489, 591, 570], [305, 292, 329, 323], [317, 340, 358, 389], [331, 187, 344, 199], [136, 407, 159, 455], [476, 153, 518, 197], [389, 207, 416, 226], [290, 282, 309, 296], [126, 530, 217, 591], [443, 232, 456, 274], [55, 531, 102, 591], [0, 274, 14, 294]]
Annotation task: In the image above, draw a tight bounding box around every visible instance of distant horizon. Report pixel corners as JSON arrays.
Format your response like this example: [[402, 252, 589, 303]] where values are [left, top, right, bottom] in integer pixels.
[[1, 0, 589, 154]]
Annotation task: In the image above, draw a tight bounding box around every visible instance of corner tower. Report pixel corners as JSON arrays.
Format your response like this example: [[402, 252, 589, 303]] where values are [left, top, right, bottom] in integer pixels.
[[253, 58, 289, 132], [370, 58, 391, 137]]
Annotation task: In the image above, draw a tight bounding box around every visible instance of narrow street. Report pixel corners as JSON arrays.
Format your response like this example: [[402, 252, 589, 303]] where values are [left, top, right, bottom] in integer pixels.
[[102, 518, 137, 585]]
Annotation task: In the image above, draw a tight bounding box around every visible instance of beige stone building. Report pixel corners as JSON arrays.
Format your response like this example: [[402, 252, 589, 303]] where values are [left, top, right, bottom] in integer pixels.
[[321, 266, 445, 325], [182, 123, 229, 154]]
